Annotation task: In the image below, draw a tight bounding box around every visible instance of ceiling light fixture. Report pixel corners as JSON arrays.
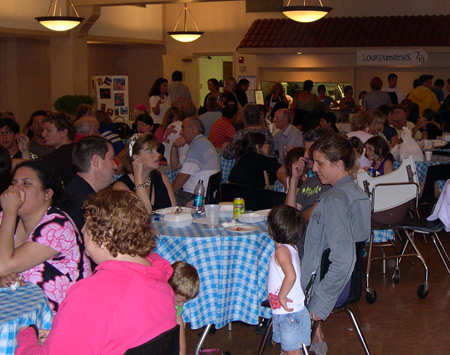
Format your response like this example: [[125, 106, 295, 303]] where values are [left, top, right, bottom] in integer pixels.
[[168, 3, 203, 43], [36, 0, 84, 31], [281, 0, 332, 23]]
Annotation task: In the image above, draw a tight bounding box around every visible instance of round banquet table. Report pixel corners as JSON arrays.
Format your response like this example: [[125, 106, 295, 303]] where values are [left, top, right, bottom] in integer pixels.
[[0, 283, 53, 355], [153, 216, 273, 330]]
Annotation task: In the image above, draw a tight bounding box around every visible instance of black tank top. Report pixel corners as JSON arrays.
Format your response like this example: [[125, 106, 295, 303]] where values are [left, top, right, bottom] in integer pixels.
[[117, 170, 172, 210]]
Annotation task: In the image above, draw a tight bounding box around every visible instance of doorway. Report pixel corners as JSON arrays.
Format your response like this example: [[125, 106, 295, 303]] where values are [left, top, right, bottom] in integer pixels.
[[197, 55, 233, 108]]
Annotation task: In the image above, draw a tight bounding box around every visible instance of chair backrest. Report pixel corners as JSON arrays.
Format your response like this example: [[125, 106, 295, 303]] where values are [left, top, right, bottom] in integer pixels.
[[123, 325, 180, 355], [220, 182, 257, 210], [253, 189, 286, 210], [114, 122, 132, 140], [370, 182, 418, 227], [356, 156, 419, 228], [319, 241, 366, 308], [356, 156, 418, 198], [205, 171, 222, 204]]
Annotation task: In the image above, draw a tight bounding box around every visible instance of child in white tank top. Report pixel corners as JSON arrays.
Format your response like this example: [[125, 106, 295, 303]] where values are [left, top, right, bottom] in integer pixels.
[[267, 205, 311, 354]]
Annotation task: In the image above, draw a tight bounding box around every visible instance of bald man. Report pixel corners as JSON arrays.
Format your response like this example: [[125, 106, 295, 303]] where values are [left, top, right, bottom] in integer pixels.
[[171, 117, 220, 206]]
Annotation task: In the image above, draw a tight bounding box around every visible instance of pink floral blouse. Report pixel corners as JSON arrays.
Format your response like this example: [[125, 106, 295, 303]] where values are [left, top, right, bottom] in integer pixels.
[[0, 206, 91, 312]]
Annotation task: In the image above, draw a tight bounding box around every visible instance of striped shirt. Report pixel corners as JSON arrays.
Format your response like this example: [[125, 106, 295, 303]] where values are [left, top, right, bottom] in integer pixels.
[[208, 117, 235, 148]]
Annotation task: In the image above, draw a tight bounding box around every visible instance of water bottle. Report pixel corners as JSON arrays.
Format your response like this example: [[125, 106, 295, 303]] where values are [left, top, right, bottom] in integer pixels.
[[193, 180, 205, 213]]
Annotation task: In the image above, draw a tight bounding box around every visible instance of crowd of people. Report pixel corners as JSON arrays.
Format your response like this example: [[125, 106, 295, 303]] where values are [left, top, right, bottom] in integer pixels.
[[0, 70, 449, 354]]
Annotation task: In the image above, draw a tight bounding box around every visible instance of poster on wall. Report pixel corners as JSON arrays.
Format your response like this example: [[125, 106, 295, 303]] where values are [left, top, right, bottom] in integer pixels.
[[92, 75, 129, 122]]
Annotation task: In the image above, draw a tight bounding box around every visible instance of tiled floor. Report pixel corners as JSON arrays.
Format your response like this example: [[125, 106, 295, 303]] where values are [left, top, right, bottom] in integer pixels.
[[185, 230, 450, 354]]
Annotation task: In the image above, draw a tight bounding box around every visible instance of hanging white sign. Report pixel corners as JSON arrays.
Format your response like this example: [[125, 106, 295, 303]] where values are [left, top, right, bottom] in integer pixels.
[[357, 49, 428, 66]]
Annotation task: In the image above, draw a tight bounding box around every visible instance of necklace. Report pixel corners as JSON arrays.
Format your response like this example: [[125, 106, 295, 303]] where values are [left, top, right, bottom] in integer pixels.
[[134, 176, 152, 191]]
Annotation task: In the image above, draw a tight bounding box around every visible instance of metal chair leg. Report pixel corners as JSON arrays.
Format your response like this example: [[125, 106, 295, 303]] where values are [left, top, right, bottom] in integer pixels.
[[345, 307, 371, 355], [301, 343, 310, 355], [403, 230, 429, 284], [195, 324, 213, 355], [431, 233, 450, 275], [349, 303, 365, 328], [365, 235, 374, 292], [256, 317, 273, 355]]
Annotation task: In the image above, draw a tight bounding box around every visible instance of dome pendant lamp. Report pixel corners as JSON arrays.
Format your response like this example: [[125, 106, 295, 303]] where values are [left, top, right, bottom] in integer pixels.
[[281, 0, 332, 23], [36, 0, 84, 31], [168, 3, 203, 43]]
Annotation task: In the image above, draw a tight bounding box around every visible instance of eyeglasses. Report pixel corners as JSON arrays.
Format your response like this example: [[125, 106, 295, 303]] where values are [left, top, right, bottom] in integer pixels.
[[0, 130, 13, 136]]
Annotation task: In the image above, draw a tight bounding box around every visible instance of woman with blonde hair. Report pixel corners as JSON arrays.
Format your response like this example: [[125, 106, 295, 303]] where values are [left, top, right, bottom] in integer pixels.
[[369, 110, 389, 141], [113, 133, 176, 214], [154, 107, 179, 143], [264, 83, 288, 111], [16, 189, 176, 354]]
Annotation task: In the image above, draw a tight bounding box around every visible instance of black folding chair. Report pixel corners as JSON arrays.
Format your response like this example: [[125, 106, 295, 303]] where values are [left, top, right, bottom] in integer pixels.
[[311, 241, 371, 355], [123, 325, 180, 355], [220, 182, 257, 210], [205, 171, 222, 204]]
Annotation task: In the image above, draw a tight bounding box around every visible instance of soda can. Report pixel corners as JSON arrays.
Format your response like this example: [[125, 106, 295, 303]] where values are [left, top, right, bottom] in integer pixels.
[[233, 197, 245, 219]]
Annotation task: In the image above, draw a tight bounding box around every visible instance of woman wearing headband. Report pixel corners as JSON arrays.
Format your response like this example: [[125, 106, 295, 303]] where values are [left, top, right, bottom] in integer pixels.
[[113, 133, 176, 214]]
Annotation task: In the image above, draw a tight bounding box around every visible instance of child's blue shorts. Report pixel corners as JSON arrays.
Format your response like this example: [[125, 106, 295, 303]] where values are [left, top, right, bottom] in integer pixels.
[[272, 307, 311, 351]]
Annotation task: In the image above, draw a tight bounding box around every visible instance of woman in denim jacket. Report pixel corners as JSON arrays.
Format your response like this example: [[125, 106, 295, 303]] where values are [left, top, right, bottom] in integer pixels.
[[301, 134, 371, 354]]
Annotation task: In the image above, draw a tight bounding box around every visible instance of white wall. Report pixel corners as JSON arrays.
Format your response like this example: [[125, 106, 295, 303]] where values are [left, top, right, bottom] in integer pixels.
[[89, 5, 163, 42], [163, 1, 280, 57], [0, 0, 50, 31], [163, 0, 450, 58]]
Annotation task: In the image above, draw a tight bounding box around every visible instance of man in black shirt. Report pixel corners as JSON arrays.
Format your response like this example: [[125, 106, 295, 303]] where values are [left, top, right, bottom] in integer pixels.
[[62, 136, 117, 234], [39, 113, 76, 187]]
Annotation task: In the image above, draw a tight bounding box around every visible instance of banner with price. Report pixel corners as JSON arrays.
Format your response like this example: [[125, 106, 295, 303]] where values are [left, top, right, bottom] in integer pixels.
[[357, 49, 428, 66]]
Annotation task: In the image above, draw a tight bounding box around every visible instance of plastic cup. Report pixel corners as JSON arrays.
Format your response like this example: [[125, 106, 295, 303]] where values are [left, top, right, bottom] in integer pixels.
[[205, 204, 220, 228], [424, 150, 432, 161]]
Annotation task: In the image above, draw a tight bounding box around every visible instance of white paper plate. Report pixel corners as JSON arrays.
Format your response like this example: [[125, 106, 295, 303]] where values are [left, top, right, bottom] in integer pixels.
[[238, 213, 266, 224], [255, 209, 271, 217], [226, 225, 258, 233], [154, 207, 194, 215]]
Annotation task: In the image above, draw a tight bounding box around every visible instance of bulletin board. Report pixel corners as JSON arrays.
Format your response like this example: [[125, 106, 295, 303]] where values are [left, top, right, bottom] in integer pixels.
[[92, 75, 129, 121]]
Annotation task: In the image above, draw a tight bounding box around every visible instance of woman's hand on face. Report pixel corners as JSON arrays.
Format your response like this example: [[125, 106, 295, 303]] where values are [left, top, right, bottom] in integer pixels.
[[0, 273, 25, 288], [0, 185, 25, 214], [291, 158, 306, 180], [132, 157, 145, 179]]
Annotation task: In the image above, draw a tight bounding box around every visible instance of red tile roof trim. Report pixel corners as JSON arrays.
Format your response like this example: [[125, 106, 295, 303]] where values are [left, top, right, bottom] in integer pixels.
[[238, 16, 450, 49]]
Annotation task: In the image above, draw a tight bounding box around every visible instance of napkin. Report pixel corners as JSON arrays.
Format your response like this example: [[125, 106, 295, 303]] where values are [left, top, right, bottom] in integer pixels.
[[221, 219, 243, 228]]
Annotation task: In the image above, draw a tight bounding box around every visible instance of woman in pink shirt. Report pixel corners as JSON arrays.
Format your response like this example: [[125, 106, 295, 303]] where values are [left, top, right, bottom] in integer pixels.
[[16, 190, 176, 354]]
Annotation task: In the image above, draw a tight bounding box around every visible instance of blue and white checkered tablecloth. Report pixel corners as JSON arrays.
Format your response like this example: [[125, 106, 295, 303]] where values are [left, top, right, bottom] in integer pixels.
[[162, 168, 181, 184], [219, 155, 235, 183], [153, 218, 273, 330], [162, 154, 235, 185], [393, 155, 450, 187], [274, 180, 286, 192], [0, 283, 53, 355]]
